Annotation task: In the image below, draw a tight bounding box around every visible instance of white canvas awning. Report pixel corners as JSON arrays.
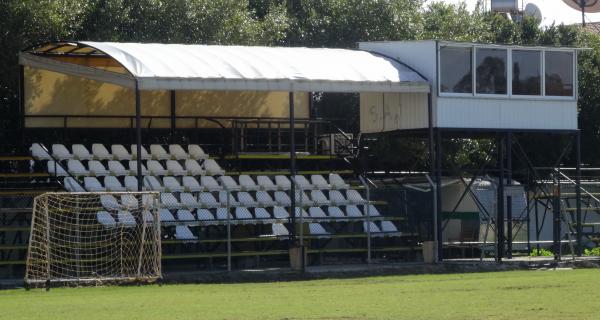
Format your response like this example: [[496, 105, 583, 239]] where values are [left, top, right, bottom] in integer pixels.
[[20, 41, 430, 93]]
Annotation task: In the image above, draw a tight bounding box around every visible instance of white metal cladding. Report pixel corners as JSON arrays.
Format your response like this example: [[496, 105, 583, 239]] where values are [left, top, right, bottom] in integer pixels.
[[71, 42, 430, 93]]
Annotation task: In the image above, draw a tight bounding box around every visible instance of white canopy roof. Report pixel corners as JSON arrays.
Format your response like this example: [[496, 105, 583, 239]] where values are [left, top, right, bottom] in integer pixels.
[[20, 41, 430, 93]]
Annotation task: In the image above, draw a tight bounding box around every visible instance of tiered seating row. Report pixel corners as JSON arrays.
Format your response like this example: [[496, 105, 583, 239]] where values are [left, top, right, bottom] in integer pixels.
[[31, 143, 209, 161]]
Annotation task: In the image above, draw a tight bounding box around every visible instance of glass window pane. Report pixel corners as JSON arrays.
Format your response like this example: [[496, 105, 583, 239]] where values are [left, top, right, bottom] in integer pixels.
[[545, 51, 574, 97], [440, 46, 472, 94], [476, 48, 507, 94], [512, 50, 541, 95]]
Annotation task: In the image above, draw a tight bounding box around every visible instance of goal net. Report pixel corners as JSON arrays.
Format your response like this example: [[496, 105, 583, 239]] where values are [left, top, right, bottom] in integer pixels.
[[25, 192, 161, 286]]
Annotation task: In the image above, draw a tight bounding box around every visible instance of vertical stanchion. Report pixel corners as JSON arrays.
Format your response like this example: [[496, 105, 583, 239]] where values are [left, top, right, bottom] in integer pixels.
[[506, 195, 512, 259], [425, 174, 438, 263], [219, 177, 232, 271], [289, 92, 297, 241], [497, 136, 505, 263], [435, 129, 443, 262], [575, 131, 582, 256], [359, 176, 371, 264], [552, 173, 561, 262], [135, 82, 143, 191], [292, 177, 305, 272]]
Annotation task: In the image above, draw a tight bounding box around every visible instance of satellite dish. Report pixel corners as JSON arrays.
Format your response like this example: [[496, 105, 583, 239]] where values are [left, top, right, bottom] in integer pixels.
[[563, 0, 600, 14], [524, 3, 542, 22]]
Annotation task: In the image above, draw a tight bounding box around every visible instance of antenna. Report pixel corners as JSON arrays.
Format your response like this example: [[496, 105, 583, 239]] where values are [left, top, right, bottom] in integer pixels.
[[523, 2, 542, 22]]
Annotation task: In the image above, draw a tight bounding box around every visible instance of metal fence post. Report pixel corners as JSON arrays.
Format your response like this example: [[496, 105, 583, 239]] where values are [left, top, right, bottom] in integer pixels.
[[219, 177, 232, 271], [358, 176, 371, 264]]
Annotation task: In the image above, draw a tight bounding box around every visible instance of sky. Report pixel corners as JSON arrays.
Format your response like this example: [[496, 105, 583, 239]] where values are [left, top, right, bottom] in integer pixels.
[[426, 0, 600, 26]]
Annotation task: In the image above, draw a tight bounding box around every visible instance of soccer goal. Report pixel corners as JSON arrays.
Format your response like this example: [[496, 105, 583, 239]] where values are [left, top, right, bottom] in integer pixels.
[[25, 192, 162, 287]]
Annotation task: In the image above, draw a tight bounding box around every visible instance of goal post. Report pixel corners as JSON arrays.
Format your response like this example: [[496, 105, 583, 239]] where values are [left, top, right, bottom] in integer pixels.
[[25, 192, 162, 287]]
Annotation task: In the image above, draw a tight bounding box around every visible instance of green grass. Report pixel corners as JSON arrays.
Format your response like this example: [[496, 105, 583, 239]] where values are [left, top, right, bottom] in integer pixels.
[[1, 269, 599, 320]]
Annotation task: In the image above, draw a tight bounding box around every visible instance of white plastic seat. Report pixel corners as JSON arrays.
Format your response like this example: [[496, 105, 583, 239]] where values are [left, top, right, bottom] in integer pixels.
[[196, 209, 216, 224], [254, 208, 271, 221], [166, 160, 187, 176], [188, 144, 209, 159], [130, 145, 150, 160], [346, 189, 366, 204], [144, 176, 165, 191], [293, 175, 312, 190], [272, 223, 289, 237], [111, 144, 132, 160], [121, 194, 138, 210], [64, 177, 85, 192], [219, 176, 241, 191], [67, 159, 89, 176], [184, 159, 205, 176], [47, 161, 68, 176], [142, 194, 156, 208], [237, 191, 258, 207], [92, 144, 113, 160], [310, 190, 329, 206], [30, 143, 51, 160], [274, 191, 292, 206], [176, 209, 195, 221], [256, 191, 277, 207], [329, 173, 350, 189], [52, 144, 73, 160], [175, 226, 197, 240], [150, 144, 170, 160], [308, 207, 327, 219], [380, 221, 399, 234], [159, 208, 176, 223], [363, 204, 382, 217], [204, 159, 225, 175], [180, 192, 199, 209], [219, 191, 239, 206], [216, 208, 233, 221], [257, 175, 277, 191], [100, 195, 121, 211], [293, 207, 309, 218], [364, 221, 383, 236], [275, 175, 291, 190], [84, 177, 105, 192], [199, 192, 220, 208], [201, 176, 221, 192], [104, 176, 126, 192], [97, 211, 116, 228], [124, 176, 140, 191], [169, 144, 189, 160], [160, 193, 181, 209], [345, 205, 363, 218], [294, 190, 312, 206], [128, 161, 148, 175], [182, 176, 203, 192], [327, 206, 346, 220], [163, 176, 184, 192], [88, 160, 109, 176], [235, 207, 255, 224], [238, 175, 259, 191], [309, 223, 330, 238], [273, 206, 290, 219], [72, 144, 93, 160], [108, 161, 129, 176], [328, 190, 348, 205], [147, 160, 168, 176], [310, 175, 330, 189]]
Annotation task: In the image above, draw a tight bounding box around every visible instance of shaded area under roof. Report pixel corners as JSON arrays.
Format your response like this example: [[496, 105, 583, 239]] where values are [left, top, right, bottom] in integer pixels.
[[19, 41, 430, 93]]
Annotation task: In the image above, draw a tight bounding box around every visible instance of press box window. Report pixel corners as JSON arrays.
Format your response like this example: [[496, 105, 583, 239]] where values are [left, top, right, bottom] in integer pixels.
[[512, 50, 541, 96], [476, 48, 507, 95], [440, 46, 472, 94], [545, 51, 574, 97]]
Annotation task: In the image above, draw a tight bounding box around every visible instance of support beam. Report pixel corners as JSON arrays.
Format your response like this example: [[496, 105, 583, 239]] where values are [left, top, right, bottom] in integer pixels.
[[170, 90, 176, 133], [506, 132, 512, 259], [435, 129, 443, 262], [497, 136, 505, 263], [575, 131, 582, 256], [19, 65, 25, 133], [289, 92, 296, 241], [427, 92, 435, 243], [135, 82, 143, 191]]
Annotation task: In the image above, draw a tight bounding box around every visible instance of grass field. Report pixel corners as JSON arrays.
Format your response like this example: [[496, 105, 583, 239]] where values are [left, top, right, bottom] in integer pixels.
[[1, 269, 599, 320]]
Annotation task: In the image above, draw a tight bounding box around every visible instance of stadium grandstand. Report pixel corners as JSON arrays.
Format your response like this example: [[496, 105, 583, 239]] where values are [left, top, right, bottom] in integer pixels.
[[0, 40, 597, 282]]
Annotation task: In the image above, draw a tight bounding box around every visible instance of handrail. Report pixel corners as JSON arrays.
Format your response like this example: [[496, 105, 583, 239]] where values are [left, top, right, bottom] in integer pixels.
[[554, 168, 600, 203], [37, 143, 87, 192]]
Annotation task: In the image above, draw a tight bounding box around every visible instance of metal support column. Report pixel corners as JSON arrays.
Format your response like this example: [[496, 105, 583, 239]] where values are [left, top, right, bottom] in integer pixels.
[[497, 136, 505, 263], [19, 65, 25, 140], [435, 129, 443, 262], [506, 133, 512, 259], [170, 90, 176, 140], [135, 82, 143, 191], [552, 174, 562, 261], [289, 92, 297, 240], [575, 131, 582, 256]]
